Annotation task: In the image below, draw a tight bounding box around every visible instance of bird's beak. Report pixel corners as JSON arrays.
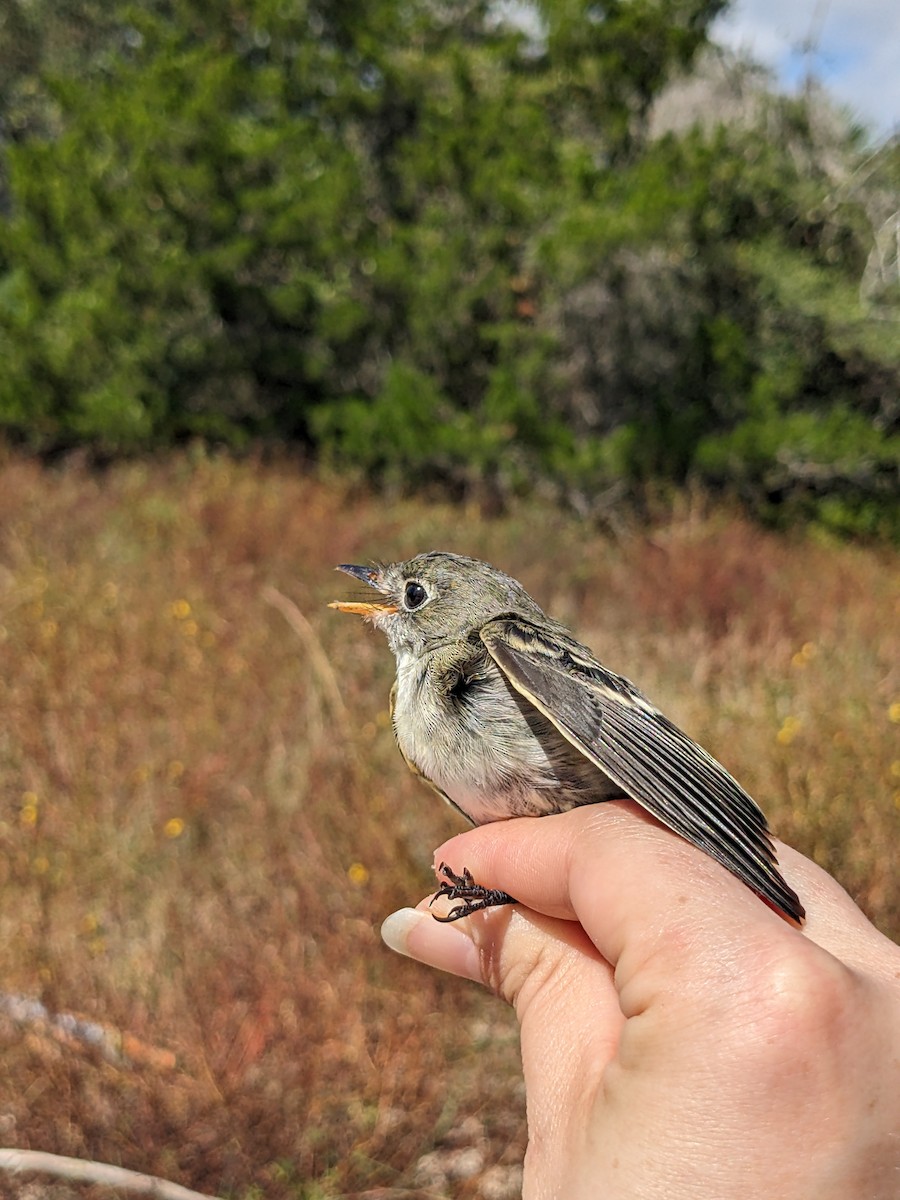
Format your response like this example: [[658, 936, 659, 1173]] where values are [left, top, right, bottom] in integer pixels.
[[328, 563, 398, 618]]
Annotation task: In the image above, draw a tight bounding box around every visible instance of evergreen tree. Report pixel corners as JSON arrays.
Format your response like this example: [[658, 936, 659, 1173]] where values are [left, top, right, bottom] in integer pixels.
[[0, 0, 896, 534]]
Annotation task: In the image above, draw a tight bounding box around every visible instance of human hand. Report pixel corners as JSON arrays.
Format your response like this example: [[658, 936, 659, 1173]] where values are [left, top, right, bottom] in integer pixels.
[[382, 802, 900, 1199]]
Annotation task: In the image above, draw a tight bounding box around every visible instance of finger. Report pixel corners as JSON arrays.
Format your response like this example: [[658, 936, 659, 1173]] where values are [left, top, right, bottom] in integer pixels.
[[382, 895, 610, 995], [431, 802, 809, 990], [381, 904, 489, 983]]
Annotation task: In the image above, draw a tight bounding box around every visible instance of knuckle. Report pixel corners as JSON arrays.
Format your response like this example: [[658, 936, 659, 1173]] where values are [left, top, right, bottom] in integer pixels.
[[483, 916, 581, 1014], [731, 945, 860, 1080]]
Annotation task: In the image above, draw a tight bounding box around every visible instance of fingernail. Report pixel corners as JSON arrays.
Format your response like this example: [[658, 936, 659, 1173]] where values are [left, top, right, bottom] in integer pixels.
[[381, 908, 426, 958]]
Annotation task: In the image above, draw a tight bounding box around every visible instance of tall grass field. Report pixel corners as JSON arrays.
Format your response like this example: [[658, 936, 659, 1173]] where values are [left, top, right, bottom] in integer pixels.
[[0, 453, 897, 1197]]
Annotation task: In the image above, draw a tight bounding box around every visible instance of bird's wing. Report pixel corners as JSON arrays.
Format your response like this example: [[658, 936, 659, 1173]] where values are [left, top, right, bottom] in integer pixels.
[[479, 616, 804, 922]]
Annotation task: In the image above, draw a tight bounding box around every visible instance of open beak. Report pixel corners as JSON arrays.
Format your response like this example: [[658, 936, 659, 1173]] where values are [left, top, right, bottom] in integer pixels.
[[328, 563, 398, 618]]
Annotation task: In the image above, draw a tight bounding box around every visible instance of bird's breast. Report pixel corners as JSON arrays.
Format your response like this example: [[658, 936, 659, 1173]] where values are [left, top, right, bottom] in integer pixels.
[[390, 647, 614, 824]]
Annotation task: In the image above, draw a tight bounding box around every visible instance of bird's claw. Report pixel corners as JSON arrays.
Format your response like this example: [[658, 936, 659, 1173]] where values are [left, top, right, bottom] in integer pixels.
[[429, 862, 518, 923]]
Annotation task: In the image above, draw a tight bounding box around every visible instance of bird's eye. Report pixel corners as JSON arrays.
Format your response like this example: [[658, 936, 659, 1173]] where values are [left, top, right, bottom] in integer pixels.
[[404, 581, 427, 610]]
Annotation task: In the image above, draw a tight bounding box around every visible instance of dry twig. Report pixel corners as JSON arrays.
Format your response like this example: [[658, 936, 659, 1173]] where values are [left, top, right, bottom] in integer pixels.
[[0, 1148, 222, 1199]]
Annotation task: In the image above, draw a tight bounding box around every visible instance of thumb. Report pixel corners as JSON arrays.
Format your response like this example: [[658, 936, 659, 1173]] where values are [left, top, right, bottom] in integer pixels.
[[381, 896, 623, 1168], [381, 898, 612, 1010]]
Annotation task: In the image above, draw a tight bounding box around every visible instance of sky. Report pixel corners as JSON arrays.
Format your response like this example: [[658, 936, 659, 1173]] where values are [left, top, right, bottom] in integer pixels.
[[713, 0, 899, 141]]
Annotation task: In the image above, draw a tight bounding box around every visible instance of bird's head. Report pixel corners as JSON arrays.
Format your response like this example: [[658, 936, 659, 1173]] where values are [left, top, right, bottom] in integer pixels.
[[329, 552, 544, 657]]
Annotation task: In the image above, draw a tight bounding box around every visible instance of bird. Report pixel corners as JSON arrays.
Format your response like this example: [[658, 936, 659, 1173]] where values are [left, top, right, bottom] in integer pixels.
[[329, 551, 804, 924]]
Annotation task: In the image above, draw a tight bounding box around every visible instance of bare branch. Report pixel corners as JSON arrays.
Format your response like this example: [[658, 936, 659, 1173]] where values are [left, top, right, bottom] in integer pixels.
[[0, 1148, 223, 1199]]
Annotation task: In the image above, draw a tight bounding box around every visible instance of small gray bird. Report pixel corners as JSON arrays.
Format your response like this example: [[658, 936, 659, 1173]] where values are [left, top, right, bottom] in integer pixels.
[[330, 552, 804, 924]]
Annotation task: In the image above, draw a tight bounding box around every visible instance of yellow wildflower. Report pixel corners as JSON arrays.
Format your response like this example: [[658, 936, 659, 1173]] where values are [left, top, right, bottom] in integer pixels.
[[776, 716, 801, 747], [347, 862, 370, 887], [20, 792, 39, 826], [790, 642, 817, 669]]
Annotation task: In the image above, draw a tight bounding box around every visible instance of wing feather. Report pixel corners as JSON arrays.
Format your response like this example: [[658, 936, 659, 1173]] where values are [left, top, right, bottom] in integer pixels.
[[480, 616, 804, 922]]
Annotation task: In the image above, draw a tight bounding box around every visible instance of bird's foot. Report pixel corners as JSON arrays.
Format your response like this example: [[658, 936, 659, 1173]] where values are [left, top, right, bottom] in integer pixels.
[[429, 863, 518, 923]]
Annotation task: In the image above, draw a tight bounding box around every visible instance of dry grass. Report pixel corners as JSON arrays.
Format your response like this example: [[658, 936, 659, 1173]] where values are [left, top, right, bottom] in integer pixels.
[[0, 451, 897, 1198]]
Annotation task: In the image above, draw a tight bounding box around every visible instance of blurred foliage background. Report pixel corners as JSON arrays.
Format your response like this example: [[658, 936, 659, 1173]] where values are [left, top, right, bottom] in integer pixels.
[[0, 0, 898, 536]]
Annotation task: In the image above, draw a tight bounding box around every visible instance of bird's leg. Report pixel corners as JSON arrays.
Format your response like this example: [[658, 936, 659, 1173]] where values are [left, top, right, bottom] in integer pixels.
[[429, 863, 518, 923]]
